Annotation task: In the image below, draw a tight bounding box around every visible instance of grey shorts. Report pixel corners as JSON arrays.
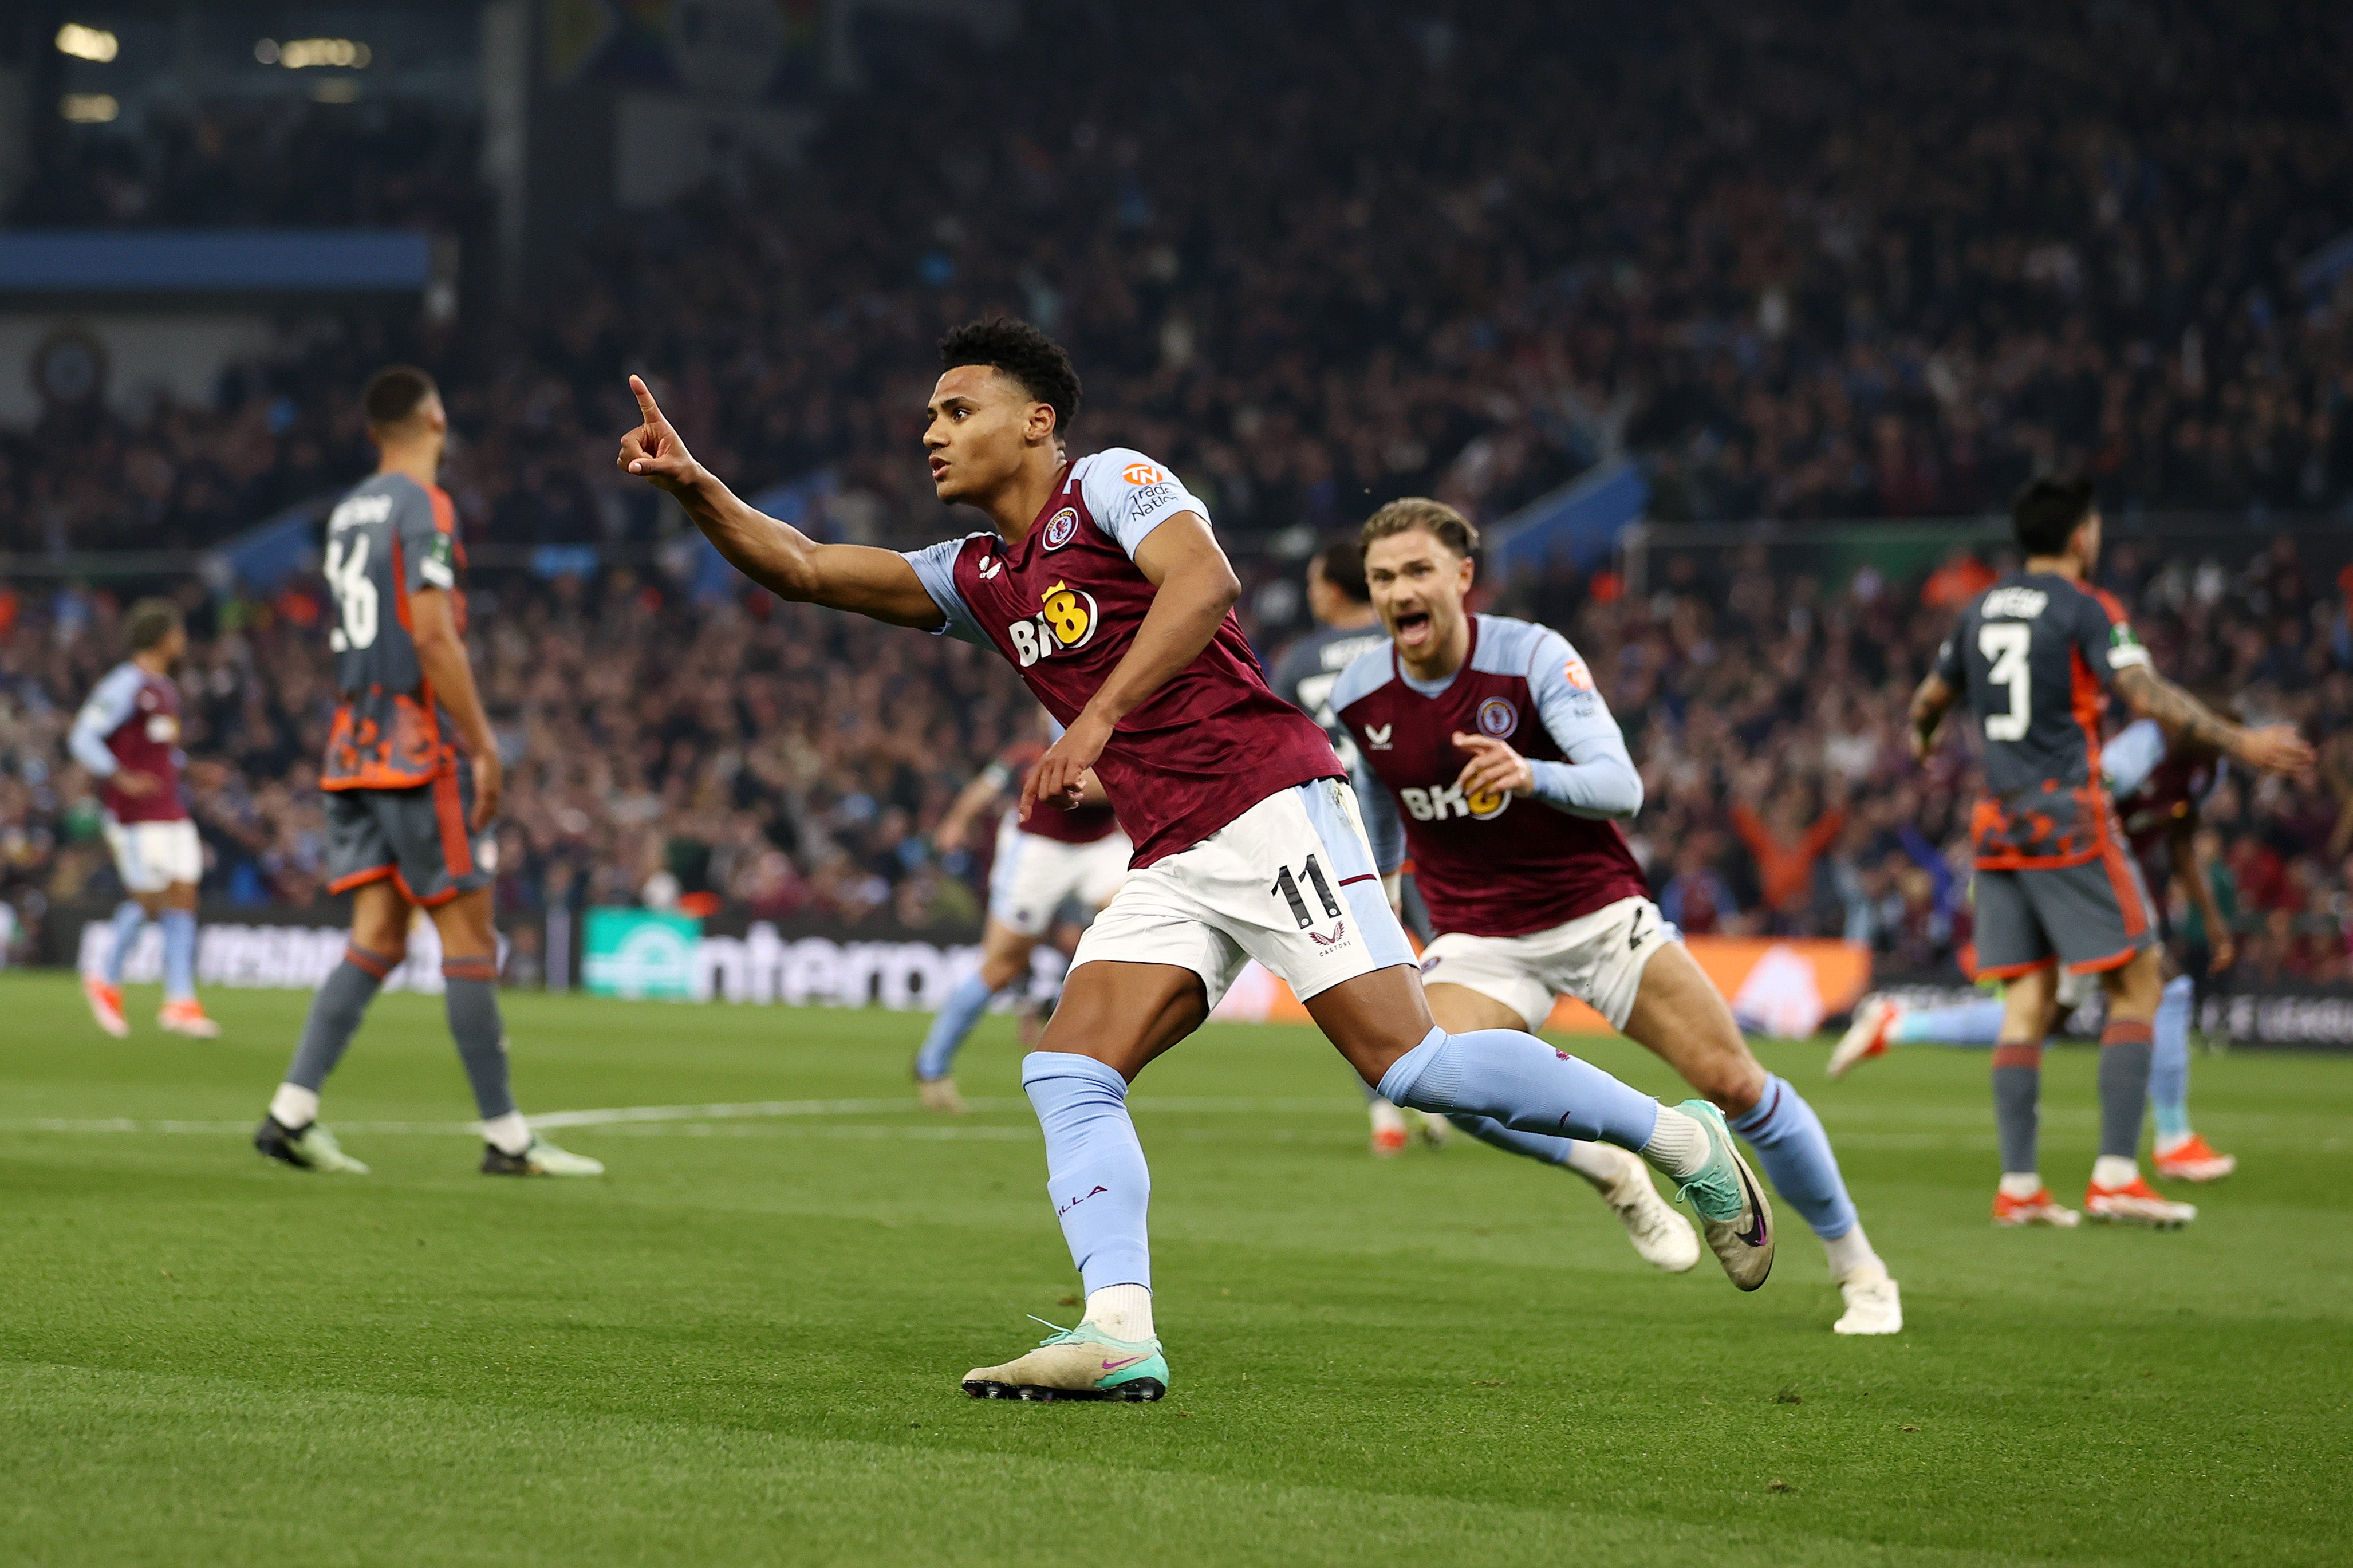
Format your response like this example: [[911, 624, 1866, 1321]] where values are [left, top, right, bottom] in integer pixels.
[[324, 772, 490, 908], [1974, 851, 2156, 979]]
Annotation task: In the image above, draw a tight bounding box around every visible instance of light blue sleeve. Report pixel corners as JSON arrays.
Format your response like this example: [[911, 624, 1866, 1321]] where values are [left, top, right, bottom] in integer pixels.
[[1351, 756, 1406, 874], [1077, 448, 1211, 558], [1522, 628, 1643, 820], [68, 664, 143, 777], [899, 537, 991, 647], [2102, 718, 2166, 797]]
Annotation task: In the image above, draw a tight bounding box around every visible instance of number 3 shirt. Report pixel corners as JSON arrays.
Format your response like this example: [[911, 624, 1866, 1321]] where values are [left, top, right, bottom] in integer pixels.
[[1933, 571, 2151, 869], [318, 471, 467, 791]]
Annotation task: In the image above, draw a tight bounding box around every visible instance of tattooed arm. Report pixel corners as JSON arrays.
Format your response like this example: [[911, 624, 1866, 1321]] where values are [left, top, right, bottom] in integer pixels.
[[2111, 664, 2314, 777]]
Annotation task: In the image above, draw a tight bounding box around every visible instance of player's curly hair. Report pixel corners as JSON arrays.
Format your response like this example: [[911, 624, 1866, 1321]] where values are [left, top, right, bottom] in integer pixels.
[[2011, 476, 2096, 556], [124, 597, 182, 653], [939, 317, 1082, 437], [1360, 497, 1480, 559]]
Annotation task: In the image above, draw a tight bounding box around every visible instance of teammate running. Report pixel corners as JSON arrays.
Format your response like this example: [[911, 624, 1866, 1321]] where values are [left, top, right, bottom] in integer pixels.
[[1908, 478, 2309, 1227], [913, 713, 1128, 1112], [1332, 499, 1901, 1335], [1833, 712, 2239, 1182], [70, 598, 218, 1039], [620, 317, 1778, 1403], [252, 365, 601, 1180], [1270, 539, 1448, 1157]]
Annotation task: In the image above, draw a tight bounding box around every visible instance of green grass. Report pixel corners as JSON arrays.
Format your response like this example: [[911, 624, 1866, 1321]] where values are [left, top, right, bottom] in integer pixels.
[[3, 971, 2348, 1566]]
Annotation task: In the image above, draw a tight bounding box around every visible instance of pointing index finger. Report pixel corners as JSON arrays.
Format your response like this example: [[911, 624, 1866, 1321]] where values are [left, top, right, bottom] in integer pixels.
[[629, 373, 663, 422]]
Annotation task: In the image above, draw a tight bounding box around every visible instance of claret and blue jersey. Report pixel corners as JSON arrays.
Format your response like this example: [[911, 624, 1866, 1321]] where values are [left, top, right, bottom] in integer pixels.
[[902, 447, 1341, 867], [1332, 613, 1649, 939]]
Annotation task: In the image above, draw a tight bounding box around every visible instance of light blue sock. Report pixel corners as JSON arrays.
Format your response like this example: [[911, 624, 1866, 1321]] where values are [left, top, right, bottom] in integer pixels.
[[1729, 1077, 1858, 1240], [1022, 1051, 1150, 1295], [916, 971, 998, 1081], [1891, 998, 2006, 1046], [104, 901, 147, 985], [160, 909, 198, 1003], [1447, 1113, 1576, 1165], [2150, 975, 2194, 1141], [1377, 1026, 1661, 1149]]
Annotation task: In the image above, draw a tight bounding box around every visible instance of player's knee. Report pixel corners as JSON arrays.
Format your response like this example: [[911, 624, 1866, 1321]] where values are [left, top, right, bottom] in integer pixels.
[[979, 952, 1027, 991], [1700, 1054, 1769, 1116]]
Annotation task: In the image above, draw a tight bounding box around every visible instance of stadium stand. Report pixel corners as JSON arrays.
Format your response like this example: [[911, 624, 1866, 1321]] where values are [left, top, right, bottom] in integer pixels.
[[4, 0, 2352, 982]]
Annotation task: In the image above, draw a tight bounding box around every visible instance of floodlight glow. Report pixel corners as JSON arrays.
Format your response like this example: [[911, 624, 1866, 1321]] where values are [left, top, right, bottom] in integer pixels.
[[277, 38, 372, 69], [60, 93, 119, 123], [56, 23, 120, 62]]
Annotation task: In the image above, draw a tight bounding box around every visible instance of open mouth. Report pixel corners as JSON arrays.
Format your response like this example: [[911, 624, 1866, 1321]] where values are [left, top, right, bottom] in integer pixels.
[[1394, 609, 1433, 647]]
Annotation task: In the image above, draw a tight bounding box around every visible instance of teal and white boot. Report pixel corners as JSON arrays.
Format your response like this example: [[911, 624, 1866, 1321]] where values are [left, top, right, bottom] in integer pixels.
[[1668, 1099, 1776, 1291], [963, 1321, 1168, 1402], [253, 1116, 370, 1174]]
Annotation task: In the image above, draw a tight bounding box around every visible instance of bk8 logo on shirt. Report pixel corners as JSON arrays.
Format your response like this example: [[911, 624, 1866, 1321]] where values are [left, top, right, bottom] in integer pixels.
[[1006, 579, 1100, 667], [1399, 782, 1510, 822]]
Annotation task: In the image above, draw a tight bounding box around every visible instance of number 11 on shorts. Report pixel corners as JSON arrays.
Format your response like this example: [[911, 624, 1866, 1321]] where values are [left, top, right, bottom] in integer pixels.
[[1271, 855, 1343, 930]]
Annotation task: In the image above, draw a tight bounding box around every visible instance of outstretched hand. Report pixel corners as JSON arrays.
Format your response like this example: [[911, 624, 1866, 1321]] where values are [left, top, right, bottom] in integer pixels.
[[616, 375, 699, 493], [2235, 723, 2316, 780], [1022, 711, 1113, 822]]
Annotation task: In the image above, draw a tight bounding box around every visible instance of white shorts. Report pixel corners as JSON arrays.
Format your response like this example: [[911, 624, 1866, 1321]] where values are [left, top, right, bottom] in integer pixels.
[[1071, 779, 1415, 1010], [988, 817, 1131, 937], [1418, 896, 1676, 1033], [103, 815, 202, 895]]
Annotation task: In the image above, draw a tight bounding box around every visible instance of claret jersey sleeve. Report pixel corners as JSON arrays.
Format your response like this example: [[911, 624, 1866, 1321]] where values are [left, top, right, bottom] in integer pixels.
[[68, 662, 144, 776], [1519, 626, 1644, 820], [1075, 449, 1209, 559], [900, 534, 993, 646]]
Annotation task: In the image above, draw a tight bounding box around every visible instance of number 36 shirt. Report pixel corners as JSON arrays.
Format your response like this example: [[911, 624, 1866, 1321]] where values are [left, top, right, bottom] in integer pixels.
[[1933, 572, 2151, 869], [903, 448, 1341, 868], [318, 471, 467, 791]]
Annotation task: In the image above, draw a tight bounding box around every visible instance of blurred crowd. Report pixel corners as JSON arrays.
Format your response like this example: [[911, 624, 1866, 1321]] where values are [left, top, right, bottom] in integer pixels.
[[7, 529, 2353, 987], [1492, 530, 2353, 985], [5, 0, 2353, 979], [5, 1, 2353, 563]]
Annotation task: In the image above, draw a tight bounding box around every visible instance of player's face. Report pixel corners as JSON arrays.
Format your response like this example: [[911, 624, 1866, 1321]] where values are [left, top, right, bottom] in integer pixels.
[[922, 365, 1053, 505], [160, 624, 187, 667], [1364, 529, 1474, 657]]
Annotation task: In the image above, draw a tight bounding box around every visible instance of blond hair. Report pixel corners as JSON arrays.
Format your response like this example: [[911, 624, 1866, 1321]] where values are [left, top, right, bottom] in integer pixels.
[[1359, 497, 1479, 558]]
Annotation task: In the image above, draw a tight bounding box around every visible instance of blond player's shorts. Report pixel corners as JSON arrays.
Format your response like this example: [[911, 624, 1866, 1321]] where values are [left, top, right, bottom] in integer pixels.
[[103, 815, 202, 894], [1071, 779, 1415, 1010], [1417, 895, 1677, 1033], [987, 816, 1131, 937]]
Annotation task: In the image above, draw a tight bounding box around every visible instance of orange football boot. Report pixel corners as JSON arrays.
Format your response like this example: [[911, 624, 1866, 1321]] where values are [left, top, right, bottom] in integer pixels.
[[82, 975, 129, 1038], [2153, 1133, 2236, 1183], [1992, 1185, 2080, 1227]]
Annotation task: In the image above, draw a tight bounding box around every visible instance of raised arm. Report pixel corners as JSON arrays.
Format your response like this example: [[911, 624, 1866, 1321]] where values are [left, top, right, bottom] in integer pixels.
[[1020, 511, 1239, 818], [2111, 664, 2314, 778], [618, 375, 945, 628]]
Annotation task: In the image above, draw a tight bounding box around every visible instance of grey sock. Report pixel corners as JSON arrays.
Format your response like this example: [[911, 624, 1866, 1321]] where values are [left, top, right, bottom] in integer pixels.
[[284, 953, 388, 1094], [443, 972, 516, 1121], [1991, 1058, 2040, 1175], [2098, 1041, 2154, 1159]]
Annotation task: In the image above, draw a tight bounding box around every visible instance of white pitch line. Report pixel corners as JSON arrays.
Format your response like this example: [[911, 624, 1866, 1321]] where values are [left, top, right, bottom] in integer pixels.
[[0, 1094, 1366, 1138]]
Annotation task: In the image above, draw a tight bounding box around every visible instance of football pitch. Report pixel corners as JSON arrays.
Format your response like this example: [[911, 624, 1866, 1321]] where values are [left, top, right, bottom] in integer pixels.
[[3, 972, 2348, 1567]]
